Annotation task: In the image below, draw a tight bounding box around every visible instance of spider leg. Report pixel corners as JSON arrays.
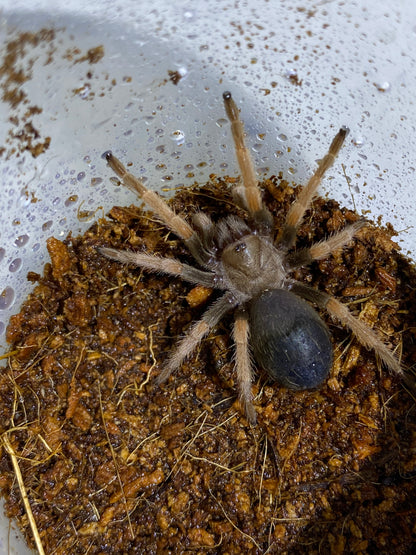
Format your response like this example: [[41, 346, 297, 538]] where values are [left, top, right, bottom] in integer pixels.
[[223, 92, 273, 230], [286, 219, 366, 269], [280, 127, 348, 250], [156, 292, 238, 385], [105, 153, 206, 265], [233, 310, 257, 425], [99, 247, 221, 289], [290, 282, 402, 375]]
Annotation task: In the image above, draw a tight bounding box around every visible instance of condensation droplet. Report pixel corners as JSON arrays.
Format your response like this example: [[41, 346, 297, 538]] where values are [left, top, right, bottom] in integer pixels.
[[170, 130, 185, 145], [9, 258, 22, 273], [0, 248, 5, 263], [257, 167, 270, 175], [374, 81, 391, 92], [277, 133, 288, 142], [216, 118, 228, 128], [0, 286, 15, 310], [14, 234, 29, 247], [65, 195, 79, 206], [42, 221, 53, 232], [83, 155, 91, 164], [91, 177, 103, 186], [352, 136, 365, 146], [77, 172, 86, 181], [0, 321, 4, 335], [76, 83, 91, 99], [183, 9, 195, 20]]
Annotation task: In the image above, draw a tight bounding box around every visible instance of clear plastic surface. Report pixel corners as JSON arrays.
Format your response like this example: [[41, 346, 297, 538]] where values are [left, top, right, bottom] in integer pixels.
[[1, 1, 415, 552]]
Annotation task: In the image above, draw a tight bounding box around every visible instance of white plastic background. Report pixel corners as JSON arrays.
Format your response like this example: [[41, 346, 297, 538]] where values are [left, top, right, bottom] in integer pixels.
[[0, 1, 415, 552]]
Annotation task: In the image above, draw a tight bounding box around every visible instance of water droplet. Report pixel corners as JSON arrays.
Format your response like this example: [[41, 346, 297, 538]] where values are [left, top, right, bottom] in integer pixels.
[[91, 177, 103, 186], [170, 130, 185, 145], [14, 234, 29, 247], [77, 172, 86, 181], [277, 133, 288, 142], [83, 155, 91, 164], [216, 118, 228, 128], [65, 195, 79, 206], [9, 258, 22, 273], [0, 286, 15, 310], [0, 248, 5, 263], [374, 81, 391, 92], [42, 221, 53, 232], [0, 321, 4, 335], [183, 9, 195, 20], [257, 167, 270, 175], [352, 136, 365, 146], [76, 83, 91, 99], [252, 143, 263, 153]]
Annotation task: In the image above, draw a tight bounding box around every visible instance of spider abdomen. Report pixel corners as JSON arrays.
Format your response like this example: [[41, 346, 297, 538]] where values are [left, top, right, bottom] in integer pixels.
[[249, 289, 333, 390]]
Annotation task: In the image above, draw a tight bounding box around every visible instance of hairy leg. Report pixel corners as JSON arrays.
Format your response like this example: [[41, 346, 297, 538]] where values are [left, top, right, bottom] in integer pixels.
[[99, 247, 219, 288], [105, 152, 217, 267], [156, 292, 238, 384], [107, 151, 202, 237], [280, 127, 348, 249], [223, 92, 273, 230], [233, 310, 256, 425], [291, 282, 402, 375], [286, 219, 366, 269]]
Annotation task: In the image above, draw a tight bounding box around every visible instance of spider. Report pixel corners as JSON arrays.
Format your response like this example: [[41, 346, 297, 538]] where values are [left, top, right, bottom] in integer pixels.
[[100, 91, 401, 424]]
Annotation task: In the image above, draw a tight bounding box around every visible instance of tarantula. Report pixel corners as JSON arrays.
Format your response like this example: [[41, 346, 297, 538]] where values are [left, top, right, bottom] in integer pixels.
[[100, 91, 401, 424]]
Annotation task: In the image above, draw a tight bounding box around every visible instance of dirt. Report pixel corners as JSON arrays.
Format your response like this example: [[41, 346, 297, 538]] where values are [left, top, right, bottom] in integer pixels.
[[1, 175, 415, 554]]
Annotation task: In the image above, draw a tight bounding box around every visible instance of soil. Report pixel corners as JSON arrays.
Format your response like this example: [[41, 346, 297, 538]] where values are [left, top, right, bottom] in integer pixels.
[[1, 175, 416, 554]]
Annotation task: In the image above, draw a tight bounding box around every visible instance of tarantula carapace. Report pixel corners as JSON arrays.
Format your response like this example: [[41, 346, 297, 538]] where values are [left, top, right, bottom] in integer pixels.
[[100, 91, 401, 424]]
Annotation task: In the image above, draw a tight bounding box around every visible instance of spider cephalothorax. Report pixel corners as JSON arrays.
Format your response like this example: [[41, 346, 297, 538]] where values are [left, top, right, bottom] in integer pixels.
[[100, 91, 401, 424]]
